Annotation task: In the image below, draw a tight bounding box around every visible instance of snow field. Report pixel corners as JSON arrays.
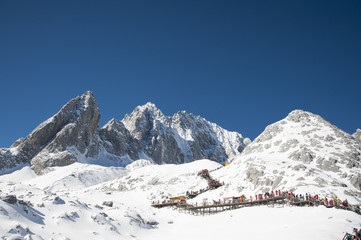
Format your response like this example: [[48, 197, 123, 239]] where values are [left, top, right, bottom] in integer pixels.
[[0, 159, 360, 239]]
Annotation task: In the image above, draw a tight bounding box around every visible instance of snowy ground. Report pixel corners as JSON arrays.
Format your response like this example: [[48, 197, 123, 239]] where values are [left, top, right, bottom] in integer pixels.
[[0, 160, 360, 240]]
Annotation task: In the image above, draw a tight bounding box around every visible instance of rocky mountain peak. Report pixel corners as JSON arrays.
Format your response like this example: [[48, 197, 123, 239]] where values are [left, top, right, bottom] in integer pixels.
[[286, 109, 319, 122], [127, 102, 164, 119], [141, 102, 159, 111], [29, 91, 100, 173], [0, 91, 101, 174], [230, 110, 361, 197], [102, 118, 119, 130], [99, 103, 249, 165], [122, 102, 167, 140]]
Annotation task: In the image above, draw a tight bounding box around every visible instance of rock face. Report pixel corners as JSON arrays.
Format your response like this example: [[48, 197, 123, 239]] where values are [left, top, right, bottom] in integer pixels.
[[0, 93, 249, 173], [99, 119, 140, 160], [1, 194, 17, 205], [99, 103, 249, 164], [353, 129, 361, 142], [221, 110, 361, 199], [0, 91, 100, 174]]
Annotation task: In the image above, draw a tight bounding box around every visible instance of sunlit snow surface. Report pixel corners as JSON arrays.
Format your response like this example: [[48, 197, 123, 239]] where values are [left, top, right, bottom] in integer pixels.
[[0, 160, 360, 240]]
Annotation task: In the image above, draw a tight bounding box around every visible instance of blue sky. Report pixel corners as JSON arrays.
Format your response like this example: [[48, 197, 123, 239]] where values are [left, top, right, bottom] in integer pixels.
[[0, 0, 360, 148]]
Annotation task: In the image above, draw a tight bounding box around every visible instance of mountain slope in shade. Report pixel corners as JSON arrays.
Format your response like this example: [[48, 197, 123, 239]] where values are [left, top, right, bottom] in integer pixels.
[[1, 91, 100, 174]]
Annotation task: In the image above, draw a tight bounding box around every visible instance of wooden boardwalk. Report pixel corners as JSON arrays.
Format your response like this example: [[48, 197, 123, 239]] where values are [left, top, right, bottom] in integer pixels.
[[152, 202, 178, 208], [152, 195, 287, 214], [153, 169, 292, 214], [152, 196, 360, 216], [186, 196, 286, 215], [289, 200, 313, 206], [151, 167, 361, 217]]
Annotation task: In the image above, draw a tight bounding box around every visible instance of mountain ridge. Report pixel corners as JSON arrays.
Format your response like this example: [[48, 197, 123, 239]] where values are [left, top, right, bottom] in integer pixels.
[[101, 98, 249, 165], [0, 91, 249, 173]]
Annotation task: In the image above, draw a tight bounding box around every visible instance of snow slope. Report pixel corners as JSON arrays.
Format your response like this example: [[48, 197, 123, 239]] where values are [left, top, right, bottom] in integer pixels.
[[0, 160, 360, 240]]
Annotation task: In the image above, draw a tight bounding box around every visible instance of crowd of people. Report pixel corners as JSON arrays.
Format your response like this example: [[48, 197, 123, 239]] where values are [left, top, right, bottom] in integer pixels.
[[249, 190, 282, 201], [186, 188, 209, 198], [153, 168, 360, 217], [198, 169, 224, 189], [153, 168, 361, 238], [246, 190, 355, 210], [284, 191, 359, 212], [186, 169, 224, 198], [152, 189, 360, 216], [198, 169, 211, 179], [152, 199, 172, 205], [185, 190, 360, 214], [344, 228, 361, 240]]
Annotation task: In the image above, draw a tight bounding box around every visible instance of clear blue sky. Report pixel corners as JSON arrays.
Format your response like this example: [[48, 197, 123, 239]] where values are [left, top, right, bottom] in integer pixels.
[[1, 0, 360, 148]]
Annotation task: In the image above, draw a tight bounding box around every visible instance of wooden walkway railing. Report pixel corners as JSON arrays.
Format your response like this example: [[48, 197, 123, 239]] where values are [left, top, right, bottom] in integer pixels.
[[185, 195, 287, 215], [152, 195, 361, 216], [152, 195, 287, 214], [151, 167, 361, 217]]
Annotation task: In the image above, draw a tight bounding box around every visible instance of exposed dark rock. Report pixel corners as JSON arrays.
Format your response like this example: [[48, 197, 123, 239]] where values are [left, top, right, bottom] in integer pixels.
[[53, 196, 65, 204], [99, 119, 140, 160], [1, 194, 17, 204], [102, 201, 113, 207]]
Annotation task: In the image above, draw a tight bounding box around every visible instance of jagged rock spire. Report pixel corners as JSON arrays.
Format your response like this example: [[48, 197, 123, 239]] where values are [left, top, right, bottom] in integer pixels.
[[0, 91, 101, 174]]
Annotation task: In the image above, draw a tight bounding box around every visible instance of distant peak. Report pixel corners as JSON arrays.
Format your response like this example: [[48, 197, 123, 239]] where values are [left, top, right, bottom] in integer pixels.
[[288, 109, 310, 115], [143, 102, 157, 109], [77, 90, 98, 110], [286, 109, 318, 122], [84, 90, 94, 96], [123, 102, 165, 122], [80, 90, 95, 99], [137, 102, 161, 113]]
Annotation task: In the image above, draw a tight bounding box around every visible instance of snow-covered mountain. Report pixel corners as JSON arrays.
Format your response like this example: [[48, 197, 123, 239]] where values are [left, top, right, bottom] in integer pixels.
[[101, 102, 249, 165], [0, 102, 361, 239], [0, 91, 249, 174], [208, 110, 361, 203]]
